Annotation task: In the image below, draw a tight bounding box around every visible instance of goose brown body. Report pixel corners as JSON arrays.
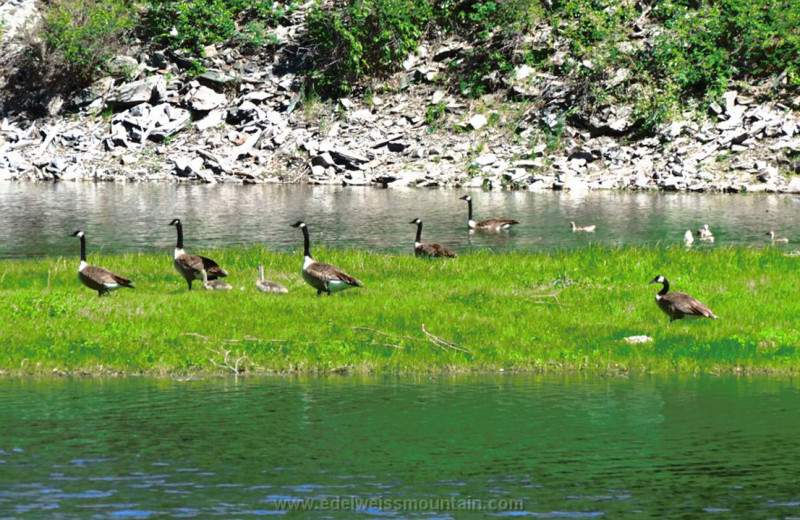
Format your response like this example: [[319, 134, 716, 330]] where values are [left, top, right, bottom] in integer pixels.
[[650, 275, 718, 322], [459, 195, 519, 231], [71, 231, 134, 296], [292, 221, 362, 296], [170, 219, 228, 290], [409, 218, 457, 258]]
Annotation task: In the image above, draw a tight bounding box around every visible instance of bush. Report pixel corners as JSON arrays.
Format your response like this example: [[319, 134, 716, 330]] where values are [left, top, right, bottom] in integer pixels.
[[305, 0, 432, 96], [652, 0, 800, 97], [144, 0, 299, 56], [440, 0, 545, 97], [145, 0, 236, 54], [36, 0, 134, 87]]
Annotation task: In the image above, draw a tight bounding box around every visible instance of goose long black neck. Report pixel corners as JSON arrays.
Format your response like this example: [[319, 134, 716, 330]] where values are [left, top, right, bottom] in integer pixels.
[[658, 279, 670, 296], [79, 234, 86, 262], [175, 222, 184, 249], [414, 221, 423, 243], [466, 199, 473, 221], [302, 225, 312, 258]]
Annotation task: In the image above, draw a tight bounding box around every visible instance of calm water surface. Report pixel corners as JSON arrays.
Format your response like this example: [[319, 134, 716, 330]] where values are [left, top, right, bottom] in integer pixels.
[[1, 374, 799, 518], [1, 182, 799, 258]]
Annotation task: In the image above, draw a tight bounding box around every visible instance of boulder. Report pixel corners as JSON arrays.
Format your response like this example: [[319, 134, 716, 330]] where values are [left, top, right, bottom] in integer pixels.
[[109, 76, 166, 108], [188, 86, 227, 112]]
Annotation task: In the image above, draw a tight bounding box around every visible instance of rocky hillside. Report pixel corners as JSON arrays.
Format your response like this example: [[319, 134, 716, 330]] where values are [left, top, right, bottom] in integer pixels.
[[1, 0, 799, 193]]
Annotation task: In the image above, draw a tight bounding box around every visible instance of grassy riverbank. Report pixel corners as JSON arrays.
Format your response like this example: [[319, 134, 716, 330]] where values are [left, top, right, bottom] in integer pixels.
[[1, 245, 798, 376]]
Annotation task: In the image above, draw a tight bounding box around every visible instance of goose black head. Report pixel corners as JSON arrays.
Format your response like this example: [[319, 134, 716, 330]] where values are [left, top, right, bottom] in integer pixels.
[[291, 221, 306, 228], [70, 230, 84, 238], [649, 275, 666, 285], [409, 218, 422, 225], [459, 195, 472, 202], [169, 218, 181, 226]]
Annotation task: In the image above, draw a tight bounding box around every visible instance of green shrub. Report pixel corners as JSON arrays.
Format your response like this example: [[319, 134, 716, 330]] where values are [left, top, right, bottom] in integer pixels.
[[651, 0, 800, 96], [438, 0, 544, 96], [305, 0, 433, 96], [145, 0, 236, 54], [144, 0, 298, 56], [37, 0, 134, 86]]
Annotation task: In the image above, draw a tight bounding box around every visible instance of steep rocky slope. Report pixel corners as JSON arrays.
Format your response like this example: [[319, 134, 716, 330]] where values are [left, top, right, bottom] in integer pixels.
[[1, 0, 799, 192]]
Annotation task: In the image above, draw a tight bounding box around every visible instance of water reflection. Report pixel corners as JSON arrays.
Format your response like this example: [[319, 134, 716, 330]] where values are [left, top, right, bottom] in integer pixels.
[[0, 375, 799, 518], [1, 182, 798, 258]]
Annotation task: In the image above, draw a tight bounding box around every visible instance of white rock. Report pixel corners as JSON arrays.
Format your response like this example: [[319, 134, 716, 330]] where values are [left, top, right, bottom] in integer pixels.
[[469, 114, 488, 130], [195, 109, 225, 131], [514, 65, 535, 81], [786, 177, 800, 193], [188, 86, 227, 111], [624, 335, 653, 344], [473, 153, 496, 166]]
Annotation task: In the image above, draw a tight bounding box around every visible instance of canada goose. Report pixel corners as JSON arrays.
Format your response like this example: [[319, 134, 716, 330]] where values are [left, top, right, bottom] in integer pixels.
[[203, 279, 233, 290], [570, 221, 596, 233], [70, 230, 134, 296], [649, 275, 718, 322], [257, 264, 288, 294], [684, 230, 694, 246], [766, 231, 789, 244], [409, 218, 457, 258], [169, 218, 228, 290], [291, 221, 362, 296], [698, 224, 713, 238], [459, 195, 519, 231]]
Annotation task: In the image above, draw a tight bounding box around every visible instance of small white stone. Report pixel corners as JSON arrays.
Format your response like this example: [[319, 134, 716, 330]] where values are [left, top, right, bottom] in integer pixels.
[[624, 335, 654, 344], [469, 114, 488, 130]]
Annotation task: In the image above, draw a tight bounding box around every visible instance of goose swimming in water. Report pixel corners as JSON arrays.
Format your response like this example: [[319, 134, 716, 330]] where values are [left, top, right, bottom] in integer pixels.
[[458, 195, 519, 231], [766, 231, 789, 244], [570, 221, 596, 233]]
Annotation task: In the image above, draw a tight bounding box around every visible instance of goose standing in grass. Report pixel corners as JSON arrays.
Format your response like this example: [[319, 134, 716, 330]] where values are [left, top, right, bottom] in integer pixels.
[[256, 264, 288, 294], [570, 221, 596, 233], [70, 230, 135, 297], [766, 231, 789, 244], [409, 218, 457, 258], [684, 230, 695, 247], [291, 221, 362, 296], [169, 218, 228, 290], [458, 195, 519, 231], [649, 275, 718, 323]]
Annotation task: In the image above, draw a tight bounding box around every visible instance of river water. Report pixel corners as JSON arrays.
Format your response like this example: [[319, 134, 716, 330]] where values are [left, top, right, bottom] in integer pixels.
[[1, 182, 798, 258], [1, 374, 799, 518]]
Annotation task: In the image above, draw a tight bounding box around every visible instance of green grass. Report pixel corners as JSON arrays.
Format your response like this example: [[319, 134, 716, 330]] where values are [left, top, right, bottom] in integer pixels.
[[1, 245, 798, 376]]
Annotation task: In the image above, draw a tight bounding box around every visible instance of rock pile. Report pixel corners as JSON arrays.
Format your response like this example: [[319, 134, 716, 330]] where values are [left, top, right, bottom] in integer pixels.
[[1, 4, 799, 192]]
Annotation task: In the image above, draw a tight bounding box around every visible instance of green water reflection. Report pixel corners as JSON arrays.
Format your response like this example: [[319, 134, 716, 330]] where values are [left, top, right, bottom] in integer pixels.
[[0, 374, 798, 518]]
